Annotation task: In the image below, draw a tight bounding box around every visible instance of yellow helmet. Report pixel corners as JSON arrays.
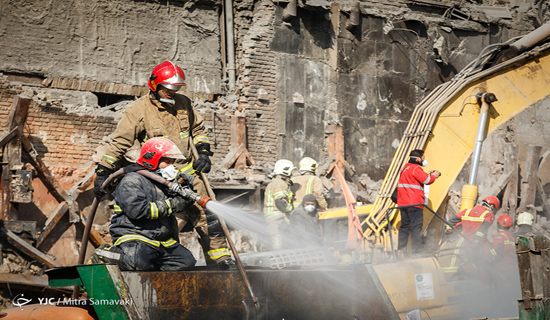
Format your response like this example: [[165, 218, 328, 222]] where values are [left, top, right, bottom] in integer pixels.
[[299, 157, 317, 173], [273, 159, 295, 177], [517, 211, 534, 226]]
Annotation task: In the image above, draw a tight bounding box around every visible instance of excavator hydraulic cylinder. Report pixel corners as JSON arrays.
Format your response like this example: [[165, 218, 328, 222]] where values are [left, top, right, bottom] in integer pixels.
[[459, 184, 478, 211]]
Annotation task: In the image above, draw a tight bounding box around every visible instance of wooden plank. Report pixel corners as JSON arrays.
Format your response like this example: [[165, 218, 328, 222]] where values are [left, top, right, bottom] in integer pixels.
[[222, 144, 245, 169], [1, 96, 31, 220], [487, 170, 514, 200], [0, 128, 18, 149], [0, 226, 60, 268], [6, 96, 31, 134], [66, 165, 96, 223], [78, 217, 106, 247], [0, 273, 49, 287], [502, 144, 518, 218], [35, 201, 69, 248], [536, 179, 550, 218], [220, 191, 250, 204], [20, 135, 69, 203], [519, 145, 542, 216]]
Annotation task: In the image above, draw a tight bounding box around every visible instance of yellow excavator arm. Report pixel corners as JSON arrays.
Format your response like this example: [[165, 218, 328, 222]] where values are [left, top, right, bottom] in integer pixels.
[[320, 24, 550, 252]]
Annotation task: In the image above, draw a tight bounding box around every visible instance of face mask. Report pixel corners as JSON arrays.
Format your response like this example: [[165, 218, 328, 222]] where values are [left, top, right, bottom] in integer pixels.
[[304, 205, 316, 213], [159, 165, 178, 181], [159, 98, 176, 105], [411, 156, 428, 167]]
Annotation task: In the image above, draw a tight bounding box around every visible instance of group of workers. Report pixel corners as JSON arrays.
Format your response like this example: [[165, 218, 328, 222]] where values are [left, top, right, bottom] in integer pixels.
[[263, 157, 328, 249], [89, 60, 530, 275], [396, 149, 534, 284]]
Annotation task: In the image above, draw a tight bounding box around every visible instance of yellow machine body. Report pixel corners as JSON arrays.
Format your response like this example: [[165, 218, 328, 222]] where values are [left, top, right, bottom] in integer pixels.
[[372, 257, 472, 320]]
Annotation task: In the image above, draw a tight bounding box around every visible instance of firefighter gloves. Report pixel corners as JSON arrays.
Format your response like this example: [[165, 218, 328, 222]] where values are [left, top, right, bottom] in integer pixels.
[[169, 196, 189, 214], [94, 164, 114, 198], [193, 143, 213, 173], [193, 154, 212, 173]]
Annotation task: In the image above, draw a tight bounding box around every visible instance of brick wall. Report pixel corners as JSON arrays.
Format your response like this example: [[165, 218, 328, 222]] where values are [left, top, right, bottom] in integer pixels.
[[0, 77, 119, 186], [236, 2, 279, 165]]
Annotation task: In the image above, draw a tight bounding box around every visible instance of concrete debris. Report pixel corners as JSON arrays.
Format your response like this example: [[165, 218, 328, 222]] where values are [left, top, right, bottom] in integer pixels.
[[473, 5, 513, 19], [302, 0, 330, 10], [0, 251, 43, 276], [357, 174, 383, 204]]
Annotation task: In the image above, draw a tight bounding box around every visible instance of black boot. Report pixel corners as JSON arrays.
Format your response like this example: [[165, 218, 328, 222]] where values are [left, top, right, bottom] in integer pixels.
[[216, 259, 237, 270]]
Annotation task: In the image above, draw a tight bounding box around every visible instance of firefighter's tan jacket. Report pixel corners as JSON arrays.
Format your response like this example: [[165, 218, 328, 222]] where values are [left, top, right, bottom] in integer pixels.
[[264, 177, 293, 221], [99, 93, 209, 174], [291, 173, 327, 209]]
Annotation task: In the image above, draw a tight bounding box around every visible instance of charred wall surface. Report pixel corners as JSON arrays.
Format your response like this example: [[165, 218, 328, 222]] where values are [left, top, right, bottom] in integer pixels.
[[334, 3, 538, 180]]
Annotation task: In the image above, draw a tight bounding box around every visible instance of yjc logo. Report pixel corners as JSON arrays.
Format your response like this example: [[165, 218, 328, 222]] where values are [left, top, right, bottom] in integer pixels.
[[12, 294, 32, 310]]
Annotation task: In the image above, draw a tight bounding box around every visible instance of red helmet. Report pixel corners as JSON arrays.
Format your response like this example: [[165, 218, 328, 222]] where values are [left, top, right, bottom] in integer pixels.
[[497, 214, 513, 228], [482, 196, 500, 210], [137, 137, 185, 170], [148, 61, 186, 91]]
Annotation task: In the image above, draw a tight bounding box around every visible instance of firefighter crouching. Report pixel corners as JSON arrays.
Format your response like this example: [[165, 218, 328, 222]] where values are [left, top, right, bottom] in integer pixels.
[[92, 138, 196, 271]]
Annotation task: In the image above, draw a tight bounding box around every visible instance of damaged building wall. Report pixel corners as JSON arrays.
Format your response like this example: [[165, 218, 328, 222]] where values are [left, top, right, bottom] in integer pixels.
[[230, 0, 549, 180], [1, 0, 547, 179], [0, 0, 223, 97]]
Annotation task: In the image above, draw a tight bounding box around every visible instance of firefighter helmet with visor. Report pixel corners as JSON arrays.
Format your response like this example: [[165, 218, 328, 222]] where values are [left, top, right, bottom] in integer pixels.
[[137, 137, 185, 170], [273, 159, 295, 177], [299, 157, 318, 173], [148, 61, 186, 92]]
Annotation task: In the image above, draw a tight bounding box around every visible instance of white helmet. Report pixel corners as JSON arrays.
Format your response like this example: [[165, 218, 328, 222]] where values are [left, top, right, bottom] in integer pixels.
[[517, 211, 534, 226], [299, 157, 317, 173], [273, 159, 295, 177]]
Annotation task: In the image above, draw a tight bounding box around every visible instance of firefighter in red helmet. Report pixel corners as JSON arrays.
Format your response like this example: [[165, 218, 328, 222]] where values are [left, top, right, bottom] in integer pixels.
[[92, 137, 196, 271], [489, 214, 515, 264], [447, 195, 499, 247], [93, 61, 235, 270]]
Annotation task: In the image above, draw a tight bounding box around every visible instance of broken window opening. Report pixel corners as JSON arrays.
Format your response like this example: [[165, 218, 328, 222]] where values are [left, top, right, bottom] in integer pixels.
[[93, 92, 135, 109]]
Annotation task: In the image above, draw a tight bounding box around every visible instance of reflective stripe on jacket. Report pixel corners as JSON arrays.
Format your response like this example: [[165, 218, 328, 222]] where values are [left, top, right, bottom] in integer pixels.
[[397, 162, 436, 208], [490, 229, 515, 264], [291, 173, 328, 209], [449, 205, 494, 241], [264, 177, 293, 220], [99, 93, 209, 172], [110, 172, 179, 248]]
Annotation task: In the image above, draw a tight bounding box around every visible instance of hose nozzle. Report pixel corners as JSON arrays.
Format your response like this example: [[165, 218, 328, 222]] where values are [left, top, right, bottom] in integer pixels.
[[196, 196, 211, 209], [178, 187, 211, 208]]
